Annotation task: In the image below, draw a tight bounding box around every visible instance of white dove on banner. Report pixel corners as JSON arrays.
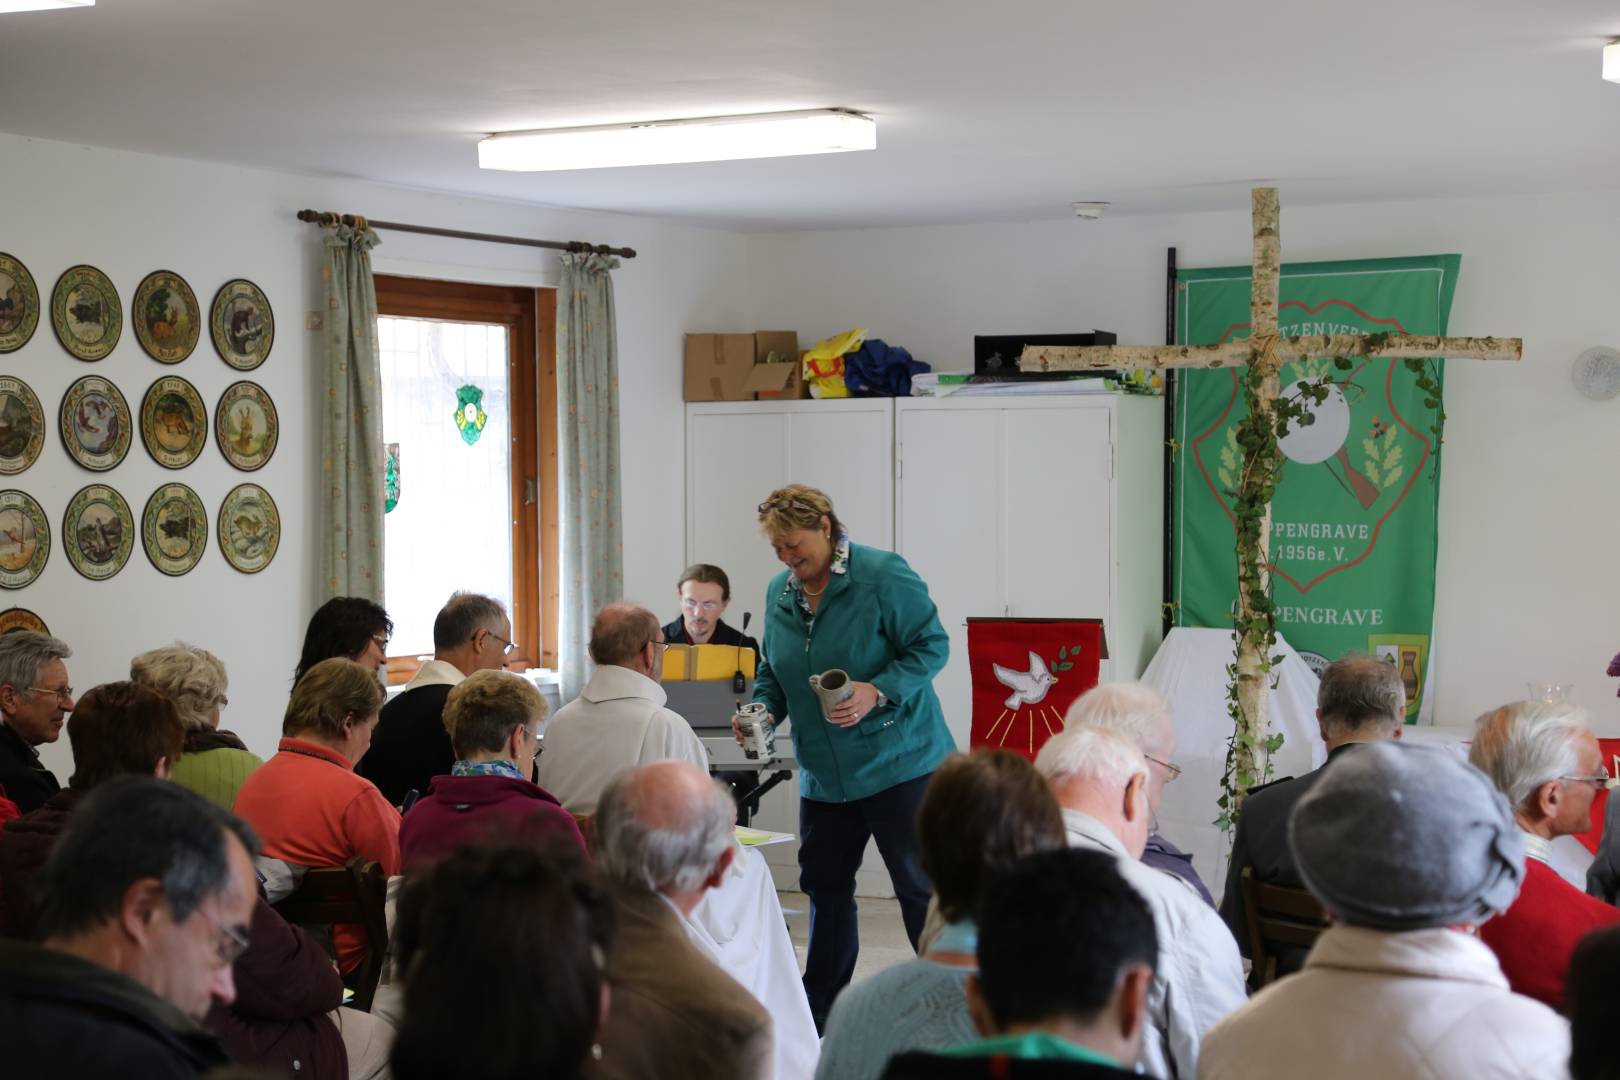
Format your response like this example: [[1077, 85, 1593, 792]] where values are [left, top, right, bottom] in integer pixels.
[[992, 650, 1056, 711]]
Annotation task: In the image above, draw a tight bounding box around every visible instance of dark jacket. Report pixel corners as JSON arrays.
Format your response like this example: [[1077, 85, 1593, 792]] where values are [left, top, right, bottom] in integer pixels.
[[357, 682, 455, 807], [0, 788, 346, 1078], [0, 939, 230, 1079], [661, 616, 760, 657], [882, 1050, 1140, 1079], [1143, 832, 1215, 908], [399, 773, 587, 872], [0, 720, 59, 815]]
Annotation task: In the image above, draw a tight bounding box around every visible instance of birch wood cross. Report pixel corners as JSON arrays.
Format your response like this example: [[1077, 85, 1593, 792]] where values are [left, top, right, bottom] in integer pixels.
[[1020, 187, 1521, 816]]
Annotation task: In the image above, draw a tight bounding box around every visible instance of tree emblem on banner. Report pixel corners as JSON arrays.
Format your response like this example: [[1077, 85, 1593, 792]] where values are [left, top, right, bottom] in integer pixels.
[[454, 384, 487, 446]]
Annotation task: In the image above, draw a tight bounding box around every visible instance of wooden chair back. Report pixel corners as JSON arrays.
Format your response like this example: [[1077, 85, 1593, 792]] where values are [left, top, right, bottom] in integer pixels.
[[272, 858, 389, 1012], [1240, 866, 1330, 991]]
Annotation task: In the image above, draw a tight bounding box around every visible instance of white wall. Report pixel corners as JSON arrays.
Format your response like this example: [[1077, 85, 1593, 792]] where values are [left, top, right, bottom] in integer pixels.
[[745, 191, 1620, 733], [1, 131, 748, 778]]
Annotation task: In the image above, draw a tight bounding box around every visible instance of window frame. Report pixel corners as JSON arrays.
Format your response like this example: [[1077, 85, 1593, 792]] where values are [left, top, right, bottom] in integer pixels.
[[373, 275, 558, 683]]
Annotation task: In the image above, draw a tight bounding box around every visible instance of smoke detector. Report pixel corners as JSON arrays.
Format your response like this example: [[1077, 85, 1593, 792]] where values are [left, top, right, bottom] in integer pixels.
[[1071, 201, 1109, 220]]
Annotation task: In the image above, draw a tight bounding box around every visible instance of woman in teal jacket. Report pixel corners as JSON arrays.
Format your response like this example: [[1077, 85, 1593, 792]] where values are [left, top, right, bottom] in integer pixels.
[[748, 484, 955, 1029]]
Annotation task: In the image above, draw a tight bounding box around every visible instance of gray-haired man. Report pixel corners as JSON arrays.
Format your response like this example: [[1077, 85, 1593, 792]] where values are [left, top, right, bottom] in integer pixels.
[[592, 759, 772, 1080], [0, 630, 74, 814], [1219, 654, 1405, 972]]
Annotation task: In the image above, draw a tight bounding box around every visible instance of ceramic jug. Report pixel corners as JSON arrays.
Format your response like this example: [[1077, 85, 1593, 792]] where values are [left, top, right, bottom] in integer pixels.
[[809, 668, 855, 722]]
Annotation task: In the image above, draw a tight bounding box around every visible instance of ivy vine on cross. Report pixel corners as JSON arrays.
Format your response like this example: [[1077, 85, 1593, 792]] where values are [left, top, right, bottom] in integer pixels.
[[1019, 188, 1521, 827]]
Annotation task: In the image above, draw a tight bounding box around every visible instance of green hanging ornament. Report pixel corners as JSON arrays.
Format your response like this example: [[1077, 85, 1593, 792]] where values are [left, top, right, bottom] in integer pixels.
[[454, 384, 488, 446], [384, 442, 401, 513]]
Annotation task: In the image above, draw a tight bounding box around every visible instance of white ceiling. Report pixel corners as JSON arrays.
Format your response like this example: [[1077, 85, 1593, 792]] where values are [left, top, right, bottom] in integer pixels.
[[3, 0, 1619, 231]]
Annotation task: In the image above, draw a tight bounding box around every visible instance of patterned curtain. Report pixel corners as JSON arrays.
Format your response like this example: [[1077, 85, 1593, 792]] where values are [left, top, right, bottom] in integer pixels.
[[557, 252, 623, 700], [319, 224, 386, 602]]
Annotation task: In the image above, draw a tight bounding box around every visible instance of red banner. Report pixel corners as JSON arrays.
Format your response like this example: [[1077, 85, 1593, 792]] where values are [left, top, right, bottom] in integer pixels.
[[1573, 737, 1620, 855], [967, 619, 1104, 761]]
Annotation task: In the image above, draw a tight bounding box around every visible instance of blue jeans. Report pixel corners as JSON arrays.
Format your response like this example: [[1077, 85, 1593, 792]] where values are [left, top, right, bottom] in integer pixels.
[[798, 773, 934, 1029]]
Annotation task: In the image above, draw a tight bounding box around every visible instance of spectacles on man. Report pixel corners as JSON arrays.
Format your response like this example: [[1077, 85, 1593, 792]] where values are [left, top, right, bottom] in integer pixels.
[[1560, 767, 1611, 789], [648, 639, 669, 652], [196, 907, 252, 966], [28, 685, 73, 704], [1144, 753, 1183, 782], [481, 631, 519, 657], [681, 598, 723, 614]]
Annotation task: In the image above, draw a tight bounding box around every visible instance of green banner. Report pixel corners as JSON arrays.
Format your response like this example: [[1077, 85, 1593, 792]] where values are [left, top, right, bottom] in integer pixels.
[[1172, 255, 1461, 721]]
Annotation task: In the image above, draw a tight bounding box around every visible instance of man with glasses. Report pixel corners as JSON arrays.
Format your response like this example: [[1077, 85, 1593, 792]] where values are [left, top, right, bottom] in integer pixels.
[[1470, 698, 1620, 1009], [0, 777, 257, 1077], [662, 564, 760, 654], [0, 630, 75, 814], [359, 592, 515, 806]]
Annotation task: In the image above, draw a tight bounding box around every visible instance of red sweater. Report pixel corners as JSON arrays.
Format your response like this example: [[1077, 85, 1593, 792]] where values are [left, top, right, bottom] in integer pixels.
[[233, 738, 401, 971], [399, 773, 587, 873], [1480, 856, 1620, 1008]]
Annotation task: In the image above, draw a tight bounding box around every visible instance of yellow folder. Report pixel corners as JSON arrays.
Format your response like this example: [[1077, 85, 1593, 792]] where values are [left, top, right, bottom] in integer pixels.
[[663, 643, 757, 682]]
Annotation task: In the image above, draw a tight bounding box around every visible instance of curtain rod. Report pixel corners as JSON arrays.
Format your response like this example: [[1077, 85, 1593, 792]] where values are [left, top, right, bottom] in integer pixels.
[[295, 210, 637, 259]]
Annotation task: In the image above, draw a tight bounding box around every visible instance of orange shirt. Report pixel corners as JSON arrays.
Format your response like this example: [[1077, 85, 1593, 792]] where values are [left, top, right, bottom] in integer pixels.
[[234, 737, 401, 970]]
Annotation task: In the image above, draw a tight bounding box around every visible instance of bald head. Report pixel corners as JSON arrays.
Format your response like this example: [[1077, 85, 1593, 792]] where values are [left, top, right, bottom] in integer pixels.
[[589, 602, 662, 672], [595, 761, 736, 908]]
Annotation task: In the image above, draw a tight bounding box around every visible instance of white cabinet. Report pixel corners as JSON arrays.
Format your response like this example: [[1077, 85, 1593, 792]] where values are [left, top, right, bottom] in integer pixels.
[[895, 396, 1163, 747]]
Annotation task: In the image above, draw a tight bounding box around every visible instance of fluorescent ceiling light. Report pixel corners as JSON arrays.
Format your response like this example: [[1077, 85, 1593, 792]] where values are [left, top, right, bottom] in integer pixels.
[[479, 109, 876, 172], [0, 0, 93, 11], [1606, 42, 1620, 83]]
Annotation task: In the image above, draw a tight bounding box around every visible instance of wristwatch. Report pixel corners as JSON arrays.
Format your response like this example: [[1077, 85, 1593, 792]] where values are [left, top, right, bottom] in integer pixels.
[[874, 689, 889, 710]]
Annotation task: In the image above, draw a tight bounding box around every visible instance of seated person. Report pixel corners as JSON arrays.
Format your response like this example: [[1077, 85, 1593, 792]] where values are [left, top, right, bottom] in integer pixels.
[[1568, 924, 1620, 1080], [389, 843, 614, 1080], [1469, 698, 1620, 1008], [360, 592, 514, 807], [539, 603, 705, 815], [592, 761, 772, 1080], [1199, 741, 1568, 1080], [0, 778, 255, 1078], [234, 658, 401, 975], [817, 750, 1068, 1080], [0, 630, 74, 814], [131, 642, 263, 810], [294, 596, 393, 684], [1035, 726, 1245, 1079], [883, 848, 1157, 1079], [663, 564, 760, 651], [399, 669, 585, 872], [1220, 654, 1404, 974]]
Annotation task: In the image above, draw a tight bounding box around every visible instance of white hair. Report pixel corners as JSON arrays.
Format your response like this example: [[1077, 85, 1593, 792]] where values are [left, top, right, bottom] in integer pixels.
[[130, 642, 229, 731], [1468, 700, 1591, 811], [595, 765, 736, 895], [1064, 682, 1172, 753], [1035, 725, 1149, 791]]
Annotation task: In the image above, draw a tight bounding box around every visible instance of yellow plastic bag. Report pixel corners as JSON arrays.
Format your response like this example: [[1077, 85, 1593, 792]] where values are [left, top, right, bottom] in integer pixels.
[[802, 328, 866, 399]]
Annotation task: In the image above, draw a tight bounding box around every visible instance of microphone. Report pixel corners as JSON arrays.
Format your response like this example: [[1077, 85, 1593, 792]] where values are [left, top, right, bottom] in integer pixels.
[[733, 611, 752, 695]]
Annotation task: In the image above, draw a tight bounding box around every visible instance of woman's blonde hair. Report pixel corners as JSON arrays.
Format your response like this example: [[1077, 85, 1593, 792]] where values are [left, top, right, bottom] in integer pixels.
[[757, 484, 844, 540], [129, 643, 229, 731], [444, 670, 548, 758], [283, 657, 385, 739]]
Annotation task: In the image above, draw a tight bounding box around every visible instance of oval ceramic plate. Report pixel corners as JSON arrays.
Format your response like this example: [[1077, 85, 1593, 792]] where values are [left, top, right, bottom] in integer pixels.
[[210, 278, 274, 371], [0, 253, 40, 353], [0, 490, 50, 589], [140, 375, 207, 468], [64, 484, 133, 581], [0, 607, 48, 635], [142, 482, 207, 576], [0, 376, 45, 476], [60, 375, 132, 471], [133, 269, 201, 363], [218, 482, 278, 573], [51, 264, 122, 361], [215, 380, 278, 471]]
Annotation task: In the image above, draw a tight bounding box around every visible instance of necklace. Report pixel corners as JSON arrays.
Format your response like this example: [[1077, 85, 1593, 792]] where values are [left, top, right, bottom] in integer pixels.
[[802, 579, 829, 598]]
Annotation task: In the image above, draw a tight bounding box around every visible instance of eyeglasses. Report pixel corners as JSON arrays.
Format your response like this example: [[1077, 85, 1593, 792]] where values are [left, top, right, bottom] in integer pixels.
[[1560, 768, 1611, 789], [369, 634, 390, 653], [196, 907, 252, 966], [1144, 753, 1183, 782], [648, 639, 669, 652], [482, 631, 519, 657], [681, 598, 723, 614], [758, 497, 821, 515], [27, 685, 73, 703]]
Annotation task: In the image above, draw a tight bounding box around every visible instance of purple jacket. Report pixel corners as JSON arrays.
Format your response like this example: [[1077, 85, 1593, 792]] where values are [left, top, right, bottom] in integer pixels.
[[399, 774, 588, 872]]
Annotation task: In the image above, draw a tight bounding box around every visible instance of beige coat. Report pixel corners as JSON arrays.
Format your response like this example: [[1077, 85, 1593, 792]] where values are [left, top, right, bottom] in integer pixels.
[[592, 883, 773, 1080], [1198, 925, 1570, 1080]]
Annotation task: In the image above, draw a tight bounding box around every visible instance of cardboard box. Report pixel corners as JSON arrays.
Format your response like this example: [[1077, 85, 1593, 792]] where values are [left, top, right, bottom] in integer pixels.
[[684, 331, 807, 401]]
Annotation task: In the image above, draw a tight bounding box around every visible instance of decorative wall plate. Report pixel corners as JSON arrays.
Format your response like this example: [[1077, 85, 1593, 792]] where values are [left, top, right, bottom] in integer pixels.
[[60, 375, 132, 471], [0, 377, 45, 476], [215, 381, 278, 471], [210, 279, 274, 370], [64, 484, 133, 581], [0, 607, 48, 635], [142, 482, 207, 576], [140, 376, 206, 468], [0, 490, 50, 589], [132, 269, 201, 363], [50, 264, 122, 361], [0, 253, 40, 353], [218, 482, 278, 573]]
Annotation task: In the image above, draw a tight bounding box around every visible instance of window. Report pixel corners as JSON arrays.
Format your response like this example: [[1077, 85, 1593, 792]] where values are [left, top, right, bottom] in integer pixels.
[[374, 276, 558, 682]]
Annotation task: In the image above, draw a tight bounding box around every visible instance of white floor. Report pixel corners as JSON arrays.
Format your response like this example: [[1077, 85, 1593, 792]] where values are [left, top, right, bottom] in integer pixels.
[[779, 890, 919, 986]]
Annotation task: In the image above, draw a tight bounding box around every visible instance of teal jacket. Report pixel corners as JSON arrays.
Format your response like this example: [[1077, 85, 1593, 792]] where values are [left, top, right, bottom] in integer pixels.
[[753, 542, 955, 803]]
